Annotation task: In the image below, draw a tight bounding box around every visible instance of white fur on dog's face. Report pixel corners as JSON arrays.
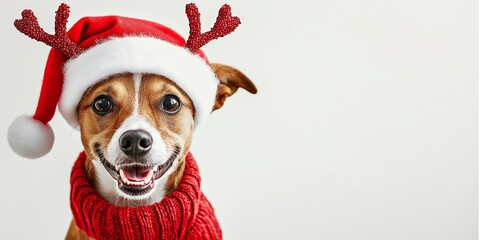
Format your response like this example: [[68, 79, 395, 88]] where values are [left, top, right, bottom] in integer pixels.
[[77, 73, 194, 207]]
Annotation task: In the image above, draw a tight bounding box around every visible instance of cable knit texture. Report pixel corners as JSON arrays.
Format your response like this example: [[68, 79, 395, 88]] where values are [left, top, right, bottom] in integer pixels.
[[70, 152, 222, 240]]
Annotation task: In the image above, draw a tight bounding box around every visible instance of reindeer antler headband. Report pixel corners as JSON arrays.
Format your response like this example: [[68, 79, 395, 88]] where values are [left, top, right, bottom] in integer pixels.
[[14, 3, 240, 57], [185, 3, 240, 52]]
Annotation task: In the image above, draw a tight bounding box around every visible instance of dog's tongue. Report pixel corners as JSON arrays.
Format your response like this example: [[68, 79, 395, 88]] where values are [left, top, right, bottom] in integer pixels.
[[122, 166, 151, 181]]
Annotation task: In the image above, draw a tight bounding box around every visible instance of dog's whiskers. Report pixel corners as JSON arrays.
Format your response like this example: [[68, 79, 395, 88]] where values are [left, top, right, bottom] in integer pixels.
[[85, 162, 95, 175], [111, 188, 121, 206]]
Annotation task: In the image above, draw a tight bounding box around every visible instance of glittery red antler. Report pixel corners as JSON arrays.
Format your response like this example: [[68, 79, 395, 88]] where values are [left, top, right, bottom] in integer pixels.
[[14, 3, 83, 57], [185, 3, 241, 52]]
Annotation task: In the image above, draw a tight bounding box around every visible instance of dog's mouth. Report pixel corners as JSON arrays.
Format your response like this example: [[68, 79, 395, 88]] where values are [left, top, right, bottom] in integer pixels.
[[94, 144, 179, 196]]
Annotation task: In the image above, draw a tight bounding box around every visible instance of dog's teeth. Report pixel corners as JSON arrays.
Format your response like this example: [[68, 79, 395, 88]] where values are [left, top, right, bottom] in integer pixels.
[[119, 170, 129, 183], [115, 165, 119, 171], [153, 165, 158, 172], [119, 168, 154, 186], [144, 170, 154, 184]]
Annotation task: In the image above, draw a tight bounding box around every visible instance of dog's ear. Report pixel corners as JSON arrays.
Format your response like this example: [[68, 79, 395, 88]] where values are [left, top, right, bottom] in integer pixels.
[[211, 63, 257, 111]]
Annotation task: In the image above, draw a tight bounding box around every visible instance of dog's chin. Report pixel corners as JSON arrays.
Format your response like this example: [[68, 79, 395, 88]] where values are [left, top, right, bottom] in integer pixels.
[[95, 146, 179, 199]]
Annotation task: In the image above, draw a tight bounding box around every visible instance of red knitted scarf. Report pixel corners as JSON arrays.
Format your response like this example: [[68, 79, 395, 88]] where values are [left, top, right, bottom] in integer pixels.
[[70, 152, 222, 240]]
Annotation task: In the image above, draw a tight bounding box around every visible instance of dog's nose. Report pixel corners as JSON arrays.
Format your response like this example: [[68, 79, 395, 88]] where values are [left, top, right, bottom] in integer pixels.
[[119, 130, 153, 157]]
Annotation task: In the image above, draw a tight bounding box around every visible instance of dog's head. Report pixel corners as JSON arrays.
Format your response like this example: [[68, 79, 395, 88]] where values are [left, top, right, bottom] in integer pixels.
[[77, 64, 256, 206]]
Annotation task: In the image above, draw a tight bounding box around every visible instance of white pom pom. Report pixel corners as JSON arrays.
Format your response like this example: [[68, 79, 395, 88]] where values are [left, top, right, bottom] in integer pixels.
[[7, 115, 54, 159]]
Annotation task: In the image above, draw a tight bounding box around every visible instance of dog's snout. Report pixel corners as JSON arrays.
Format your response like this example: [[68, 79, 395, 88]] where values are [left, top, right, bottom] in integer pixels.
[[119, 130, 152, 157]]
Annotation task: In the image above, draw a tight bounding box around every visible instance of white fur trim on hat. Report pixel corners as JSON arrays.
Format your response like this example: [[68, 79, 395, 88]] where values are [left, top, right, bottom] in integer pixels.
[[59, 36, 219, 130], [7, 115, 55, 159]]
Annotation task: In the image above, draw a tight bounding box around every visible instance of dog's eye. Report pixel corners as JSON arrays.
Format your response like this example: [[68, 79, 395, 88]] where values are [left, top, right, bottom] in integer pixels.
[[161, 95, 181, 114], [92, 95, 114, 116]]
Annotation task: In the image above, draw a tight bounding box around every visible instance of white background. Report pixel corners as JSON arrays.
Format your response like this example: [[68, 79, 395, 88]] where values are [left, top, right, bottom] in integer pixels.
[[0, 0, 477, 239]]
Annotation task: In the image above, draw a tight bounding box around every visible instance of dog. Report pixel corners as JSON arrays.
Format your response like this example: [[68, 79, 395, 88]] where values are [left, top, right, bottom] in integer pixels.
[[65, 65, 256, 239], [7, 3, 255, 239]]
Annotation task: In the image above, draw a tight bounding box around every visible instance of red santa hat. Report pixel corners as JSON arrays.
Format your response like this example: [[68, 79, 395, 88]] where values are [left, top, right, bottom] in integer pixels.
[[8, 3, 241, 159]]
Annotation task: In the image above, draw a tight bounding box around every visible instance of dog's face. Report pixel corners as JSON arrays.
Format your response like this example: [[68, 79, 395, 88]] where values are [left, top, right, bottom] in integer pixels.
[[77, 64, 256, 206], [78, 73, 195, 206]]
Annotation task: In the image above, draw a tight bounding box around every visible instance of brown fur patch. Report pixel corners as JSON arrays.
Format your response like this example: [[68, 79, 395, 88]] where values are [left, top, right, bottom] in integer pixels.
[[139, 74, 195, 195], [211, 63, 257, 111], [77, 74, 136, 186]]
